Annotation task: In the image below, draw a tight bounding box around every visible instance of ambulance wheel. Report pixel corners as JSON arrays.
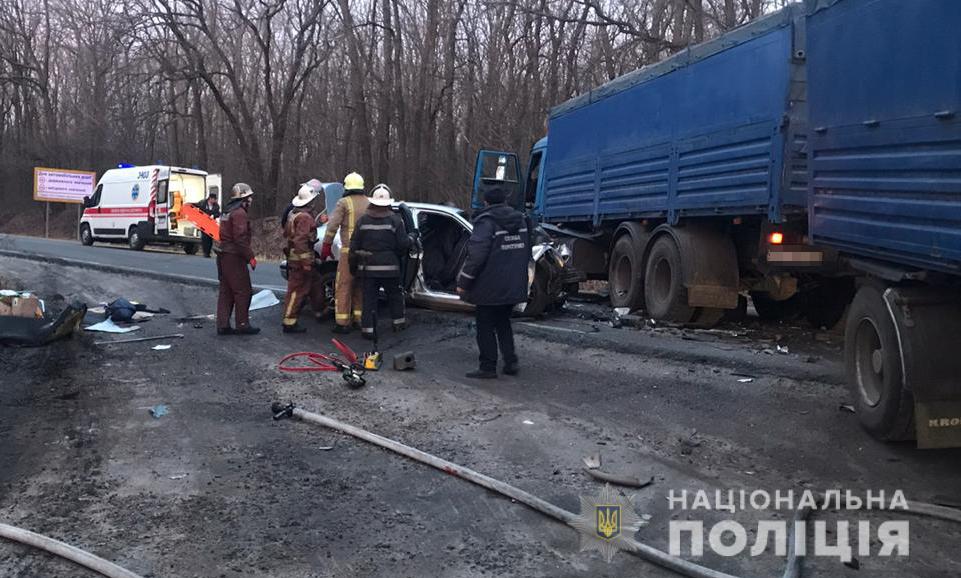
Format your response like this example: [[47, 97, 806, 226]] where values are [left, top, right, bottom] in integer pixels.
[[79, 224, 94, 246], [128, 227, 146, 251], [844, 283, 914, 441], [183, 243, 198, 255]]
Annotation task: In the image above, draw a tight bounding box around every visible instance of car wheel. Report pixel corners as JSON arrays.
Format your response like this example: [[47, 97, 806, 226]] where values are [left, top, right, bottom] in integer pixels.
[[523, 264, 552, 317], [79, 224, 94, 246], [313, 268, 337, 320]]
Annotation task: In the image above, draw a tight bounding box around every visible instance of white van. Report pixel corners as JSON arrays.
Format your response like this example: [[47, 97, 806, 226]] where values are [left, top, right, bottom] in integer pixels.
[[79, 165, 222, 253]]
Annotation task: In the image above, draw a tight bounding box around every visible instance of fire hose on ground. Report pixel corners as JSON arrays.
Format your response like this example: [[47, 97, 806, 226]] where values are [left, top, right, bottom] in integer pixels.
[[272, 402, 961, 578], [0, 522, 143, 578]]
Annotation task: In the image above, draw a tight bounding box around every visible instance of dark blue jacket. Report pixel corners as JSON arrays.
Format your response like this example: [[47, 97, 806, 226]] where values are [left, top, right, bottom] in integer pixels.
[[457, 204, 532, 306]]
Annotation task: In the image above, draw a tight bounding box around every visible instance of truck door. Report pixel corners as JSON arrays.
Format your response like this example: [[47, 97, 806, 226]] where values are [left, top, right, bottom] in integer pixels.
[[471, 150, 522, 211]]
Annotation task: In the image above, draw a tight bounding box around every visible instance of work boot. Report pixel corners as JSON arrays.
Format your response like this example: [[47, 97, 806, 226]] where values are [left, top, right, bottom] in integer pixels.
[[502, 362, 519, 376], [216, 326, 235, 336], [332, 324, 351, 334], [283, 323, 307, 334], [465, 368, 497, 379], [235, 325, 261, 335]]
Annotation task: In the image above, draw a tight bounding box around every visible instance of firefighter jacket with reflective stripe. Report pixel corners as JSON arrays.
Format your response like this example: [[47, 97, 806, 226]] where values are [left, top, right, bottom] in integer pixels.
[[285, 209, 317, 264], [324, 191, 369, 252], [349, 207, 410, 278], [217, 200, 254, 261], [457, 204, 532, 305]]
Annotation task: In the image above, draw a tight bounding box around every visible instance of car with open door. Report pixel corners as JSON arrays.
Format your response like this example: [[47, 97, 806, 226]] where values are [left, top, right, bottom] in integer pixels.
[[280, 182, 580, 317]]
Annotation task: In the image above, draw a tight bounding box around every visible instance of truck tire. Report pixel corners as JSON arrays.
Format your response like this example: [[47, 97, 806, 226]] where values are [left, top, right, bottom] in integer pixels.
[[79, 224, 94, 246], [844, 284, 914, 441], [183, 243, 199, 255], [128, 227, 146, 251], [749, 291, 801, 321], [609, 235, 644, 310], [644, 235, 695, 323]]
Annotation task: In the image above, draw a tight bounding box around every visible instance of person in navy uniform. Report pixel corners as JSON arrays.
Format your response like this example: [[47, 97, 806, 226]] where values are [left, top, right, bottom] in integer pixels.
[[456, 185, 532, 379]]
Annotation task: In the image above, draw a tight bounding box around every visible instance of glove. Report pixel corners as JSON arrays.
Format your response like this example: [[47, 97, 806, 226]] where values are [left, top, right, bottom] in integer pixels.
[[249, 257, 257, 270], [320, 242, 333, 261]]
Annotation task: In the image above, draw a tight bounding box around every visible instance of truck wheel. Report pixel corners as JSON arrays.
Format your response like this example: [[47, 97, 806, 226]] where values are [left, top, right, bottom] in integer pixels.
[[609, 235, 644, 310], [802, 277, 856, 329], [183, 243, 199, 255], [79, 224, 94, 246], [844, 284, 914, 441], [128, 227, 146, 251], [644, 235, 694, 323], [749, 291, 801, 321]]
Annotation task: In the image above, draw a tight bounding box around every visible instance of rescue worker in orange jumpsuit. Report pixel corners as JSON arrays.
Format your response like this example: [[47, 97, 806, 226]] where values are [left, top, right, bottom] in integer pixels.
[[320, 172, 369, 334], [216, 183, 260, 335], [281, 185, 326, 333]]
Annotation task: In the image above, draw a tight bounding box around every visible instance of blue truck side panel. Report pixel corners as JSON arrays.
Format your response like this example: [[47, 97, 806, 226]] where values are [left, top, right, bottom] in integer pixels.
[[808, 0, 961, 274], [543, 6, 805, 226]]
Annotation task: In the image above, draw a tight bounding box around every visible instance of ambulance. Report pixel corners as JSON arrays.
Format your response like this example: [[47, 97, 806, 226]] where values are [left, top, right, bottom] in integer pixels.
[[79, 165, 221, 253]]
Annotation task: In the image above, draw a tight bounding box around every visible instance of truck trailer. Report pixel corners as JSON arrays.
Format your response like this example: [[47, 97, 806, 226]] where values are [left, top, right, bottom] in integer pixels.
[[473, 0, 961, 447]]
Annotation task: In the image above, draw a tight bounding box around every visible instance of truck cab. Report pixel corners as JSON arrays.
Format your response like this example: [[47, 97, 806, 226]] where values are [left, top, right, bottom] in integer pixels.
[[469, 138, 548, 219]]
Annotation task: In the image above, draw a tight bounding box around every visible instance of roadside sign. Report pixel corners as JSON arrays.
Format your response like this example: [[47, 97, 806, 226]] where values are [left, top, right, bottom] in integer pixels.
[[33, 167, 97, 204]]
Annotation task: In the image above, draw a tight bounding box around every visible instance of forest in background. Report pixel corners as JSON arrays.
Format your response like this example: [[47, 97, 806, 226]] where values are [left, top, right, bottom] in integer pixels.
[[0, 0, 785, 234]]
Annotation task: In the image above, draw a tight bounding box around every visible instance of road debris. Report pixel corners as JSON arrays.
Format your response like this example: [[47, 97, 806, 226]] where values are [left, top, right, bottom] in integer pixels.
[[151, 344, 172, 351], [839, 404, 856, 414], [737, 378, 754, 383], [94, 333, 185, 346], [522, 419, 535, 425], [582, 453, 655, 488], [85, 319, 140, 334], [149, 405, 169, 418], [249, 289, 280, 311], [393, 351, 416, 370], [0, 300, 86, 347]]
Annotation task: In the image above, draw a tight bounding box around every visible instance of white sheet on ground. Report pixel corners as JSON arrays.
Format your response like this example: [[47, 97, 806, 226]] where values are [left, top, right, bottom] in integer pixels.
[[85, 319, 142, 333], [249, 289, 280, 311]]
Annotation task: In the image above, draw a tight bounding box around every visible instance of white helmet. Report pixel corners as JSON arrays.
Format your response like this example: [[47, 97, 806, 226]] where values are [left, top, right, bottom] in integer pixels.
[[369, 184, 393, 207]]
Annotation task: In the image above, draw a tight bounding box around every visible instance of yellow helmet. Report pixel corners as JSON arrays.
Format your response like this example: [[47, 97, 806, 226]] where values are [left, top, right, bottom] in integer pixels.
[[343, 172, 365, 191]]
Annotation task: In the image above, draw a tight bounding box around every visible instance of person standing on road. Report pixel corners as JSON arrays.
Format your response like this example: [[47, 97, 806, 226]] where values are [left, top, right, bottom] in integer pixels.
[[216, 183, 260, 336], [320, 172, 369, 334], [350, 184, 409, 339], [456, 185, 531, 378], [198, 192, 220, 258], [281, 185, 326, 333]]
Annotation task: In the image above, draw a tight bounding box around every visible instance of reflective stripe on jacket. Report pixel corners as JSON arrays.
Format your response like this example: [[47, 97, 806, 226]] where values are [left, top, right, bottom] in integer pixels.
[[349, 208, 410, 278]]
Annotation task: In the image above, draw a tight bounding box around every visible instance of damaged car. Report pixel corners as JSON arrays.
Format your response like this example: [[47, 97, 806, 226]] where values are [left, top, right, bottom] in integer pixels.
[[280, 184, 581, 318]]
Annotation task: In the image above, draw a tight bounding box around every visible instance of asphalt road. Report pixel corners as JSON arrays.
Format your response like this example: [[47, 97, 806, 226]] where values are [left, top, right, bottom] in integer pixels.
[[1, 250, 961, 577], [0, 233, 286, 291]]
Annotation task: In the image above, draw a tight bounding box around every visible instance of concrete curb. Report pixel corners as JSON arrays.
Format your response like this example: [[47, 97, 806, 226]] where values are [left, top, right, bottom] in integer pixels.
[[0, 249, 286, 294]]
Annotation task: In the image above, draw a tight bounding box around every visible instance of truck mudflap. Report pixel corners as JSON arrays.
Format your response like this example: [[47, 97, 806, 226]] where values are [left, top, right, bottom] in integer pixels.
[[884, 287, 961, 448]]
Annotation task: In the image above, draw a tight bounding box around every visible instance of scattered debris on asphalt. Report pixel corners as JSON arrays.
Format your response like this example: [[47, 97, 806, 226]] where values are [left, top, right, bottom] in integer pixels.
[[0, 299, 86, 347], [582, 453, 655, 488], [249, 289, 281, 311], [94, 333, 185, 346], [85, 318, 141, 334], [149, 405, 169, 418], [151, 344, 172, 351], [839, 404, 856, 414], [393, 351, 416, 370], [737, 377, 754, 383]]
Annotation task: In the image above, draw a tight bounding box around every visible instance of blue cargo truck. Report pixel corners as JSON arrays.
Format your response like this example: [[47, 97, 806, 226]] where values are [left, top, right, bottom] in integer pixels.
[[471, 0, 961, 447]]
